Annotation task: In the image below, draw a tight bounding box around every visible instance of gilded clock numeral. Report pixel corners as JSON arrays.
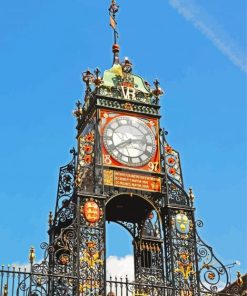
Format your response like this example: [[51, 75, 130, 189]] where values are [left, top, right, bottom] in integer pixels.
[[103, 154, 112, 165], [148, 161, 159, 172]]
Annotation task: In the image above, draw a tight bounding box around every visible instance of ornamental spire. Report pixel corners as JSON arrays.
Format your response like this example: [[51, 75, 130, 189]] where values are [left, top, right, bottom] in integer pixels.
[[109, 0, 120, 64]]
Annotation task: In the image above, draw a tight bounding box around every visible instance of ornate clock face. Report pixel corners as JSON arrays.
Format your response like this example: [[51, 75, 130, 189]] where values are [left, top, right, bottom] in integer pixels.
[[103, 116, 156, 167]]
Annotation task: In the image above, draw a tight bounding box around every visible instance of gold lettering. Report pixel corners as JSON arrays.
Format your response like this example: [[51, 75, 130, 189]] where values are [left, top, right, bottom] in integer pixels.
[[121, 86, 136, 100]]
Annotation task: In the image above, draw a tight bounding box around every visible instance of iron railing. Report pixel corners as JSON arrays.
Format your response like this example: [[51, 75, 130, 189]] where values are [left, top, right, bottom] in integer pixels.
[[0, 267, 242, 296]]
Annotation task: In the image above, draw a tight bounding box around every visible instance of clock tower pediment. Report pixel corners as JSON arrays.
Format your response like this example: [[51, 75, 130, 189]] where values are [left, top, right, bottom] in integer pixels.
[[102, 67, 150, 95]]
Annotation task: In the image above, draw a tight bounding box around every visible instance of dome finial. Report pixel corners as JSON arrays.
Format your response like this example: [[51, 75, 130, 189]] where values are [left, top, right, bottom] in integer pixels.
[[109, 0, 120, 64]]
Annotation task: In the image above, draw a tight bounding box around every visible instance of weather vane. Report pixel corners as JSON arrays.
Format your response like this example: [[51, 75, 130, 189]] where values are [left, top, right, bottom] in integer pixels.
[[109, 0, 119, 45]]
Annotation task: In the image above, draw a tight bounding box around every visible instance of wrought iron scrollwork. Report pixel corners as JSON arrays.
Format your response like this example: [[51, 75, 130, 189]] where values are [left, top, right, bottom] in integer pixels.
[[79, 197, 106, 295], [142, 211, 162, 239], [55, 149, 76, 213], [141, 193, 164, 210], [135, 211, 164, 285], [17, 235, 77, 295], [196, 220, 230, 292], [167, 178, 190, 206], [163, 208, 199, 293], [54, 201, 75, 228], [115, 220, 139, 238]]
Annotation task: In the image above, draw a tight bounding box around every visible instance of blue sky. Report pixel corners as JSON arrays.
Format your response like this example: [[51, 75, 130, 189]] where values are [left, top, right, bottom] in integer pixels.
[[0, 0, 246, 280]]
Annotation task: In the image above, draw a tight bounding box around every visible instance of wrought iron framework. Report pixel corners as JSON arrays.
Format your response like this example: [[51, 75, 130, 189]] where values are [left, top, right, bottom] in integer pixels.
[[0, 145, 240, 295], [1, 67, 242, 295]]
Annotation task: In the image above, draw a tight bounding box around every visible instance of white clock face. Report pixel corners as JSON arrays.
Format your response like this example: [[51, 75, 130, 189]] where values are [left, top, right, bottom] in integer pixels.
[[103, 116, 156, 167]]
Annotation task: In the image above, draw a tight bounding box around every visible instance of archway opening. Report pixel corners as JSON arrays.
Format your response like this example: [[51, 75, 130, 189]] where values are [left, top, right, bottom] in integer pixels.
[[106, 193, 153, 223], [105, 193, 157, 281], [106, 222, 134, 280]]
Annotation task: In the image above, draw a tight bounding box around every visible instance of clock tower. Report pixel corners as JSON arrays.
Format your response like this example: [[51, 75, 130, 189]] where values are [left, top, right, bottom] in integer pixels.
[[46, 1, 230, 295], [74, 51, 166, 292]]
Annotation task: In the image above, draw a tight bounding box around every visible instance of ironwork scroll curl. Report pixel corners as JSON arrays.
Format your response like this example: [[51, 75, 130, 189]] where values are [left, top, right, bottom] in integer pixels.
[[55, 151, 76, 213], [196, 220, 230, 292], [167, 178, 190, 206]]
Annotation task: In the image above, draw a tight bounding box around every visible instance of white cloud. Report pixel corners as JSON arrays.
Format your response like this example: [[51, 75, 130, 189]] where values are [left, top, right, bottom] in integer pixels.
[[106, 255, 134, 281], [169, 0, 247, 74], [9, 255, 134, 280], [106, 255, 134, 294], [9, 259, 44, 273], [8, 262, 31, 272]]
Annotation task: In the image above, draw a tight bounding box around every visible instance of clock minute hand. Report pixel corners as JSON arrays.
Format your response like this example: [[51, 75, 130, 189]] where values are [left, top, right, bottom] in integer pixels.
[[115, 138, 132, 148], [130, 145, 144, 152], [131, 137, 146, 145]]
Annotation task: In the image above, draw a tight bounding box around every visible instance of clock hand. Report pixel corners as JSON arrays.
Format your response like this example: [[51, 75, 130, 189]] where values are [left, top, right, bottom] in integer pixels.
[[132, 134, 145, 138], [131, 138, 146, 145], [125, 147, 131, 156], [115, 138, 132, 148], [115, 132, 125, 141], [131, 146, 144, 152]]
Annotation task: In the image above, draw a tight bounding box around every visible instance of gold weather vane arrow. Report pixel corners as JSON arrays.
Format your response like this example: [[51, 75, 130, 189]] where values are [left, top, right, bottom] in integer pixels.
[[109, 0, 119, 44], [108, 0, 121, 65]]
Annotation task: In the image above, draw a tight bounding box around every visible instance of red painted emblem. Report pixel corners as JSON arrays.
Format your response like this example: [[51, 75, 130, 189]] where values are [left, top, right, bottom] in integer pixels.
[[83, 201, 100, 223]]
